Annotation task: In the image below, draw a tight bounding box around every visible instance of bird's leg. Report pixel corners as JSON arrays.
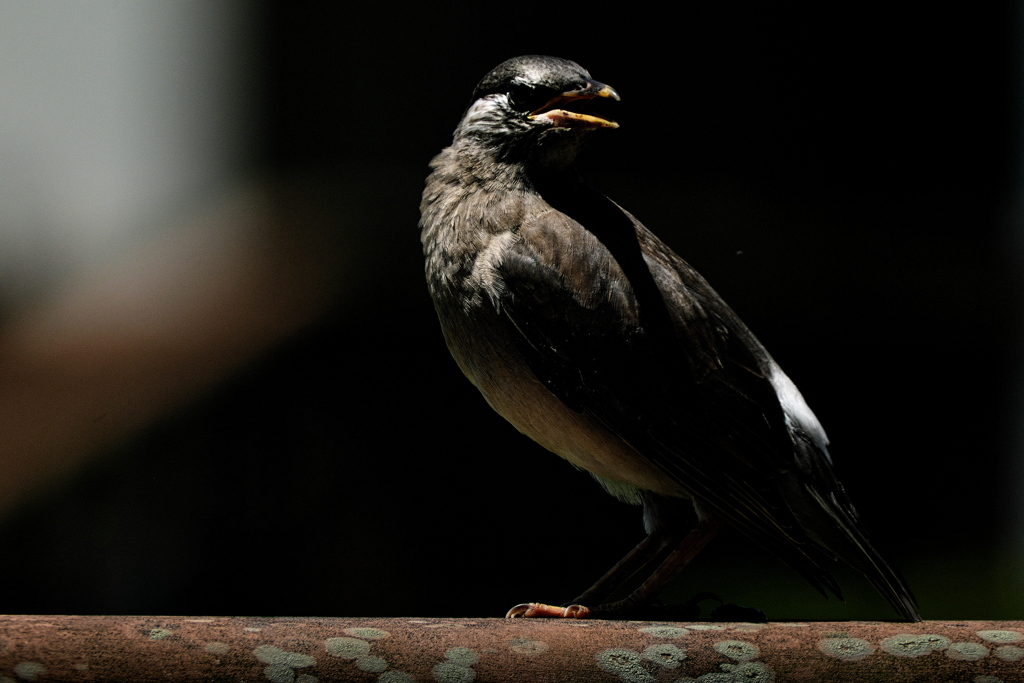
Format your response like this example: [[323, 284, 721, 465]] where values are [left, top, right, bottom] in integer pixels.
[[590, 515, 723, 616], [506, 516, 722, 619], [569, 530, 681, 606], [505, 533, 676, 619]]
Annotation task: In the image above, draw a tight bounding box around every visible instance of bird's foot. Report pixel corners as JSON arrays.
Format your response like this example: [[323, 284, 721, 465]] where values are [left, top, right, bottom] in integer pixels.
[[506, 600, 667, 620], [679, 592, 767, 623], [503, 595, 766, 622], [505, 602, 592, 619]]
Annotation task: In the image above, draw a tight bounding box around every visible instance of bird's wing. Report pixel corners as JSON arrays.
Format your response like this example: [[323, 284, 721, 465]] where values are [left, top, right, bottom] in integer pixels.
[[629, 209, 919, 621], [491, 190, 905, 608], [495, 201, 822, 528]]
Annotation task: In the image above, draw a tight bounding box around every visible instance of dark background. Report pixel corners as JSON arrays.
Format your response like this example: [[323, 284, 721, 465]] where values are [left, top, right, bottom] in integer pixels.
[[0, 3, 1020, 621]]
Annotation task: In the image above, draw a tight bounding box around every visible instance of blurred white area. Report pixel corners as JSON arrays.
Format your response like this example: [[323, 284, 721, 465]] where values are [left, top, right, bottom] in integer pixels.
[[0, 1, 253, 305], [0, 2, 343, 518]]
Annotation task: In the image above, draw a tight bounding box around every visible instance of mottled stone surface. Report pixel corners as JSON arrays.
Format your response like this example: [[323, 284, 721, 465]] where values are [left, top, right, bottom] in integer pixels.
[[0, 616, 1021, 682]]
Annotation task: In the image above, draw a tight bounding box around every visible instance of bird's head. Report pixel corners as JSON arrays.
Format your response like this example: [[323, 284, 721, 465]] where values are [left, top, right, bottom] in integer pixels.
[[453, 55, 620, 170]]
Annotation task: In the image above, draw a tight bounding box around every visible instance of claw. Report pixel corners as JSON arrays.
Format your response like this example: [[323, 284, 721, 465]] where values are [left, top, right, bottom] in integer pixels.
[[505, 602, 592, 618], [563, 604, 591, 618]]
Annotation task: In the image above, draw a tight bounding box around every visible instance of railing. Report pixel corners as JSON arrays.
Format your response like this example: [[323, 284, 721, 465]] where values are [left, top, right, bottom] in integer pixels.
[[0, 615, 1021, 681]]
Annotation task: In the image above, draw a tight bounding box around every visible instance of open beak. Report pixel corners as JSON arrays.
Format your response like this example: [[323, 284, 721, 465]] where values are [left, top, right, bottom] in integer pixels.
[[528, 80, 620, 129]]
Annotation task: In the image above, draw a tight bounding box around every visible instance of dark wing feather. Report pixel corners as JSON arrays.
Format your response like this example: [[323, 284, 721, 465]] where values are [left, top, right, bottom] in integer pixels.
[[493, 185, 918, 619]]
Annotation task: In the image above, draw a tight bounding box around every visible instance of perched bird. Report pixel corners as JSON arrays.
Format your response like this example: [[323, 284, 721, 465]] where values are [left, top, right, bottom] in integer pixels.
[[420, 55, 920, 621]]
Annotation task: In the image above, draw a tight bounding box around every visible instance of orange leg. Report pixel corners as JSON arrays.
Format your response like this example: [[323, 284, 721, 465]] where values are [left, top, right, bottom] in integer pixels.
[[506, 515, 722, 619], [570, 531, 680, 606]]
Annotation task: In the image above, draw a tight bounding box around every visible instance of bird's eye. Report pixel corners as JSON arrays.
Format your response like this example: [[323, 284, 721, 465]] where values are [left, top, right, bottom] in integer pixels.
[[507, 84, 553, 113]]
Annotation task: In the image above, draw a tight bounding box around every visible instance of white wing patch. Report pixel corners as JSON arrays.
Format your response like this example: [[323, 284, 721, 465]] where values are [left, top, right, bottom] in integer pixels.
[[768, 362, 831, 461]]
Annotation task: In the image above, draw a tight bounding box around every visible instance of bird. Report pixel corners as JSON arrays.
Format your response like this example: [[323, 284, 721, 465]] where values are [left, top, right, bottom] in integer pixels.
[[419, 55, 920, 621]]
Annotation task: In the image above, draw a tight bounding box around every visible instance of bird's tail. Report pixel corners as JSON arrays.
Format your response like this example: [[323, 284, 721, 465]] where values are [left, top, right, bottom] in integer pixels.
[[803, 484, 922, 622]]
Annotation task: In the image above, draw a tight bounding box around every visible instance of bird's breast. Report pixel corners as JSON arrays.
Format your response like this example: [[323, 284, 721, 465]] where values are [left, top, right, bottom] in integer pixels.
[[432, 286, 686, 504], [421, 161, 687, 501]]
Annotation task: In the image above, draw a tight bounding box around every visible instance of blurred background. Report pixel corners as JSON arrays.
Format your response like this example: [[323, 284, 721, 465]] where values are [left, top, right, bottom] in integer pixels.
[[0, 1, 1020, 621]]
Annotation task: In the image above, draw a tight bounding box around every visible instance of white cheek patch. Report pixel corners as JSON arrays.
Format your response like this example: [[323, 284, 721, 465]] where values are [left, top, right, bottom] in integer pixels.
[[768, 362, 831, 460], [454, 98, 505, 138]]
